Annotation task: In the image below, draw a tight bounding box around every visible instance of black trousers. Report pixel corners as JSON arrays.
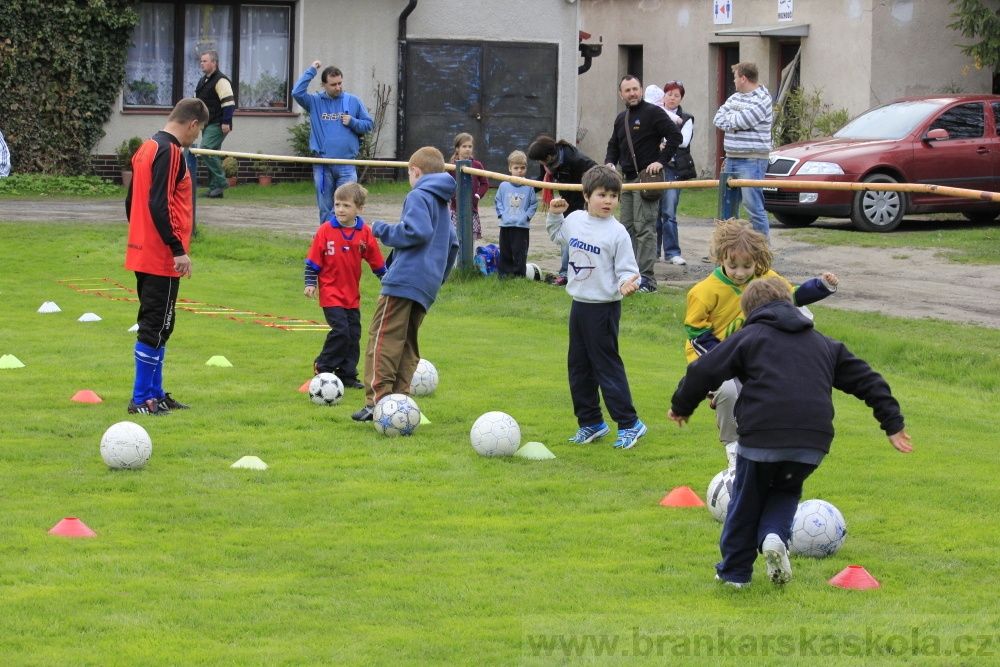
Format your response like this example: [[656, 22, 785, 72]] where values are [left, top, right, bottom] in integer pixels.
[[498, 227, 529, 278], [316, 306, 362, 380], [135, 272, 180, 349], [567, 300, 637, 429]]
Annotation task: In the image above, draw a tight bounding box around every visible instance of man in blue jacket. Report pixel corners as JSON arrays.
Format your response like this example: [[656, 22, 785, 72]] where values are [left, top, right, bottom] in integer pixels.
[[351, 147, 459, 422], [293, 60, 374, 223]]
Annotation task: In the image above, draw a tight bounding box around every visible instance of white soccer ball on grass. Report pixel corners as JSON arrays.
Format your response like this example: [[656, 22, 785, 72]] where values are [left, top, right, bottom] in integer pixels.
[[410, 359, 439, 396], [100, 421, 152, 470], [706, 467, 735, 523], [309, 373, 344, 406], [470, 411, 520, 457], [790, 499, 847, 558], [373, 394, 421, 437]]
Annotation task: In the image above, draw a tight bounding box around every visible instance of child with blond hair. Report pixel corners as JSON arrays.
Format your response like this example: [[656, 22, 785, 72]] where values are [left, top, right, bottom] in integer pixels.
[[494, 150, 538, 278]]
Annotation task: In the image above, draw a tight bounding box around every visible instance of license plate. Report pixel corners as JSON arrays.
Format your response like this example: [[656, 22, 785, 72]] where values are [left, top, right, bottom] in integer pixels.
[[763, 187, 777, 192]]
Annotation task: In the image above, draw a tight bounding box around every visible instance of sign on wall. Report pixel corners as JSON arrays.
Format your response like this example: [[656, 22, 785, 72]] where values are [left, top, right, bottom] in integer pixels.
[[714, 0, 733, 25], [778, 0, 793, 22]]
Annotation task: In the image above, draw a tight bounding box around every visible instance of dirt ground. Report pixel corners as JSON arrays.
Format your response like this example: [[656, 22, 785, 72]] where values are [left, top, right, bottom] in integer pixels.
[[3, 197, 998, 329]]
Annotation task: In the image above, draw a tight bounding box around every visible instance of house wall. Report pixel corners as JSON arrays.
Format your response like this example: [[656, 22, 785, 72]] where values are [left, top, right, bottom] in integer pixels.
[[96, 0, 579, 166], [576, 0, 992, 177]]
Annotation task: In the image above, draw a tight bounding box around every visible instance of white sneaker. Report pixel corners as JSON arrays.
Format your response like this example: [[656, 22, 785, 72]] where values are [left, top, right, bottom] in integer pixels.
[[762, 534, 792, 585], [725, 442, 738, 469], [715, 574, 748, 589], [669, 255, 687, 265]]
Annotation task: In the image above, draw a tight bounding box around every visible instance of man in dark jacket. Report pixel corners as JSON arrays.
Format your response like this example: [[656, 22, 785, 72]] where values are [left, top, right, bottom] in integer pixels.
[[668, 278, 912, 587], [605, 76, 682, 293], [194, 50, 235, 198]]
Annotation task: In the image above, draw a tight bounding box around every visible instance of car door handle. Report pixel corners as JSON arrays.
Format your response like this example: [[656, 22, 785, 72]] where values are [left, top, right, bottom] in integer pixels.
[[977, 146, 991, 154]]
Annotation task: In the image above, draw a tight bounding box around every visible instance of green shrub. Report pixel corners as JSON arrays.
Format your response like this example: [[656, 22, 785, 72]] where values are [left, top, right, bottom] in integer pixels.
[[115, 136, 143, 171], [773, 87, 849, 146], [222, 156, 239, 178], [0, 173, 121, 196], [286, 113, 312, 158]]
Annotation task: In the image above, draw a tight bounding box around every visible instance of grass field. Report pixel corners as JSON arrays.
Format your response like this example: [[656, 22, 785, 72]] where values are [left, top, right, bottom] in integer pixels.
[[1, 221, 999, 665]]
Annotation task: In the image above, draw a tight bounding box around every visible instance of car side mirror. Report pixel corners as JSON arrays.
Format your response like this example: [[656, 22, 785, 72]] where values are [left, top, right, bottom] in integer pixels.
[[923, 128, 949, 142]]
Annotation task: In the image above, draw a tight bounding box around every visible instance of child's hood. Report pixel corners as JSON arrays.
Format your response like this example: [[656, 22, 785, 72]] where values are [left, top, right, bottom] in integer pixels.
[[745, 300, 814, 333], [414, 172, 457, 202]]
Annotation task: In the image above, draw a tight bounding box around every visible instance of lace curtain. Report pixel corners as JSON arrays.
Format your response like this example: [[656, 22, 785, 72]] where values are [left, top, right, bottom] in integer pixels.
[[124, 3, 174, 106], [239, 6, 290, 108], [182, 4, 233, 99]]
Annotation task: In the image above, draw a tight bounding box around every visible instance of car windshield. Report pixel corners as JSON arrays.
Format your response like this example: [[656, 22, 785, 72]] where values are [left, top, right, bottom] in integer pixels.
[[833, 100, 944, 140]]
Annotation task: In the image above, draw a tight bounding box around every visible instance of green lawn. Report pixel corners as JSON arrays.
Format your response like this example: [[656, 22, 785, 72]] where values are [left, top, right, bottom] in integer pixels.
[[1, 222, 999, 664]]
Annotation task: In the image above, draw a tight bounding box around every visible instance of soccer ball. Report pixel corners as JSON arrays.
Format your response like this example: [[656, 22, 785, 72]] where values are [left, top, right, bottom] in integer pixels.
[[100, 421, 152, 470], [790, 499, 848, 558], [309, 373, 344, 406], [470, 411, 520, 457], [373, 393, 421, 437], [410, 359, 439, 396], [706, 467, 735, 523], [525, 263, 542, 281]]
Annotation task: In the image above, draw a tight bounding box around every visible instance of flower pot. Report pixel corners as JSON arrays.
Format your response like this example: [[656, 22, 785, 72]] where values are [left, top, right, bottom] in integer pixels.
[[258, 176, 273, 187], [226, 177, 238, 188], [121, 170, 133, 189]]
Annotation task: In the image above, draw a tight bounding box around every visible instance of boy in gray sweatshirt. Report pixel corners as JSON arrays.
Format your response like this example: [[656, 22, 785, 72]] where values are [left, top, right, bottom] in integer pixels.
[[547, 166, 646, 449]]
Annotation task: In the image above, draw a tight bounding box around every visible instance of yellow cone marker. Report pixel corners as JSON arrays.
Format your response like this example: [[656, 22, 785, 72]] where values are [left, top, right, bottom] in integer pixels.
[[205, 355, 233, 367], [231, 456, 268, 470]]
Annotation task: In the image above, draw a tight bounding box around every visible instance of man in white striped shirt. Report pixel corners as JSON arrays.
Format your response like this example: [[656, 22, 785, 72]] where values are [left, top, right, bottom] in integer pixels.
[[714, 62, 773, 240], [0, 129, 10, 179]]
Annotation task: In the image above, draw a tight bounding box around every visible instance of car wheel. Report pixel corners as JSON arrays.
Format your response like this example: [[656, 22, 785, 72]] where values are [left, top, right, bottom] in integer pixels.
[[850, 174, 905, 232], [772, 212, 819, 228], [962, 210, 1000, 223]]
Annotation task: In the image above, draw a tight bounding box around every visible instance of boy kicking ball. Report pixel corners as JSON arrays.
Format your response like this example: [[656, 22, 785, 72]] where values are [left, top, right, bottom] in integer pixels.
[[668, 277, 912, 587]]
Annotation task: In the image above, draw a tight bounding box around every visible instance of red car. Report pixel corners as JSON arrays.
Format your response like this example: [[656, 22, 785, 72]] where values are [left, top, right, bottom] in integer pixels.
[[763, 95, 1000, 232]]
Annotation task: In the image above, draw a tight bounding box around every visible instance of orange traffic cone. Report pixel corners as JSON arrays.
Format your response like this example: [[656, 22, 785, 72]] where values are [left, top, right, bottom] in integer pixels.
[[299, 380, 311, 392], [829, 565, 881, 590], [71, 390, 103, 403], [48, 518, 97, 538], [660, 486, 706, 507]]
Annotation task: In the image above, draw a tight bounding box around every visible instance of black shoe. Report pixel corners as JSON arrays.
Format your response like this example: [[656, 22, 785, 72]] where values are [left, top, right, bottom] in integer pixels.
[[637, 279, 658, 294], [158, 393, 190, 410], [206, 187, 225, 199], [128, 398, 169, 416], [341, 378, 366, 390], [351, 406, 374, 422]]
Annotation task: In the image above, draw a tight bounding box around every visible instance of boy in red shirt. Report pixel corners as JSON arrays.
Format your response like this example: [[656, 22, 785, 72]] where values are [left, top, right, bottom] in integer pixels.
[[304, 182, 386, 389]]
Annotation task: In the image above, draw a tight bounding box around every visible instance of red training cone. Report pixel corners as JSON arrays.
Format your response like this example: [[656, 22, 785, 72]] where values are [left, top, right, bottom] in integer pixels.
[[48, 517, 97, 538], [71, 390, 103, 403], [298, 379, 312, 392], [829, 565, 881, 590], [660, 486, 706, 507]]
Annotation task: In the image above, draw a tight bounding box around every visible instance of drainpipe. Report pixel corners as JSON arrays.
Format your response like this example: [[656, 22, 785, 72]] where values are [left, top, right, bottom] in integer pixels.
[[396, 0, 419, 167]]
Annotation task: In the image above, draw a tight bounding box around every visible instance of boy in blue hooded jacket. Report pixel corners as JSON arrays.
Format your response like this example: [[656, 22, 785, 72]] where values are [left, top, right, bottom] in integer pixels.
[[351, 147, 459, 422]]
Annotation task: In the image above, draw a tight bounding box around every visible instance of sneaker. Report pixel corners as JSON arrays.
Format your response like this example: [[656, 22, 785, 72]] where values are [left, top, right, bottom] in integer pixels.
[[351, 405, 374, 422], [568, 422, 610, 444], [762, 534, 792, 585], [669, 255, 687, 266], [715, 574, 748, 589], [553, 276, 568, 287], [725, 442, 738, 469], [637, 279, 657, 294], [158, 393, 190, 410], [128, 398, 168, 416], [701, 255, 713, 264], [341, 378, 365, 390], [613, 419, 647, 449]]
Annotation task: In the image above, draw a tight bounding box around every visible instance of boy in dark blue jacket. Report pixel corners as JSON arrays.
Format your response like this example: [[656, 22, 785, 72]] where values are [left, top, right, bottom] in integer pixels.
[[668, 278, 912, 587], [351, 147, 459, 422]]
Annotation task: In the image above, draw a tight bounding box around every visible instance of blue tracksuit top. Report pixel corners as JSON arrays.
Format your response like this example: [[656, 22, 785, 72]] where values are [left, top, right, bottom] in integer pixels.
[[372, 173, 458, 312], [292, 67, 374, 158]]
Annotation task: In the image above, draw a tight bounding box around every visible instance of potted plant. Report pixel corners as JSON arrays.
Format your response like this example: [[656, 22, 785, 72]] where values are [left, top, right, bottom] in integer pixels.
[[222, 156, 239, 188], [115, 136, 143, 188], [127, 78, 159, 105], [253, 153, 276, 186]]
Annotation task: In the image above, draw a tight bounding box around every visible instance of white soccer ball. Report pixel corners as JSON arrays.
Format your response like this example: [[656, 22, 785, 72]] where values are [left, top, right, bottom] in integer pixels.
[[410, 359, 439, 397], [706, 467, 735, 523], [309, 373, 344, 406], [470, 411, 520, 457], [100, 421, 152, 470], [790, 499, 848, 558], [525, 263, 542, 281], [373, 393, 421, 437]]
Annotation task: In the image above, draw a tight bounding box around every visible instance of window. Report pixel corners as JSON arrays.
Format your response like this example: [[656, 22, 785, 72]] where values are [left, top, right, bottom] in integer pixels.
[[124, 2, 293, 111], [928, 103, 984, 140]]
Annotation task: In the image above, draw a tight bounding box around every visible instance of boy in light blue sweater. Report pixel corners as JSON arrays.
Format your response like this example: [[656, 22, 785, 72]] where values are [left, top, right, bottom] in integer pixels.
[[547, 166, 646, 450], [495, 150, 538, 278]]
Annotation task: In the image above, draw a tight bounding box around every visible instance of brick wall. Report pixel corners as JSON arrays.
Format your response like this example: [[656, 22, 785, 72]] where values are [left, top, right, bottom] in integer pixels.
[[92, 155, 400, 185]]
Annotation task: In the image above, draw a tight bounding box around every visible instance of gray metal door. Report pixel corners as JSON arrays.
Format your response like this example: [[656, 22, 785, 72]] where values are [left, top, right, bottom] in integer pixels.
[[405, 40, 558, 174]]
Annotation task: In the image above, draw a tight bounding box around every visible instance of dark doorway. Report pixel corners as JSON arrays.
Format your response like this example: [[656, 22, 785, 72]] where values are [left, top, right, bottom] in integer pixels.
[[715, 44, 740, 176], [404, 40, 559, 175]]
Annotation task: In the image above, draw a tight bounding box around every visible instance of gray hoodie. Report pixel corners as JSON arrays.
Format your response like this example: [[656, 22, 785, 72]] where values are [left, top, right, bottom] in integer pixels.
[[547, 210, 640, 303]]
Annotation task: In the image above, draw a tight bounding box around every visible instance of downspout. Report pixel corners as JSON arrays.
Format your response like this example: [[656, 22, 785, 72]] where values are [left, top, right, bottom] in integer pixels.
[[396, 0, 419, 166]]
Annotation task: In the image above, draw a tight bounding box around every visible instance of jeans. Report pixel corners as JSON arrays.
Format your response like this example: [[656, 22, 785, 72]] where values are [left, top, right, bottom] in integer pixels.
[[656, 166, 681, 259], [724, 157, 769, 239], [313, 163, 358, 224], [559, 243, 569, 277]]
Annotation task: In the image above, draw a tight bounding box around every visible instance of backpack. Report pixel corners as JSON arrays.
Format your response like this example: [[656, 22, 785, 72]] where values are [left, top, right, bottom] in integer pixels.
[[474, 244, 499, 276]]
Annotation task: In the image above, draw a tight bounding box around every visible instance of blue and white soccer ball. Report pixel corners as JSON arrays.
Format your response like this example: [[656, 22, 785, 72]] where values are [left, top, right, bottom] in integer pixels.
[[100, 421, 152, 470], [309, 373, 344, 406], [373, 393, 421, 437], [790, 499, 847, 558], [410, 359, 439, 397], [470, 411, 520, 457], [706, 467, 735, 523]]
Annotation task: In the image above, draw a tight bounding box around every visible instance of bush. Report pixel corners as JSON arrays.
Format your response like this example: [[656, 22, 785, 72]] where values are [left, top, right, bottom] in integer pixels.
[[0, 173, 121, 197], [772, 87, 849, 146], [222, 157, 239, 178], [287, 113, 312, 158], [115, 137, 143, 171]]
